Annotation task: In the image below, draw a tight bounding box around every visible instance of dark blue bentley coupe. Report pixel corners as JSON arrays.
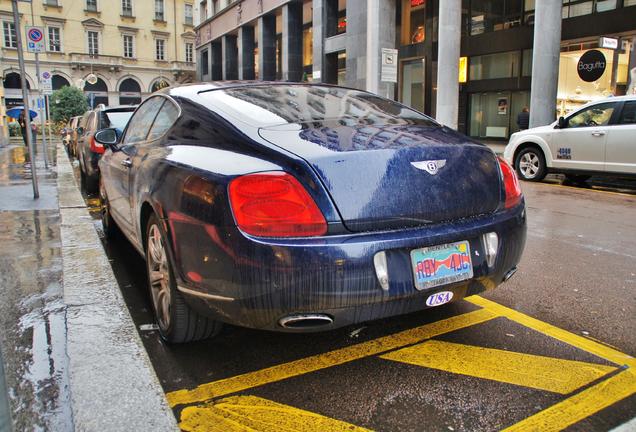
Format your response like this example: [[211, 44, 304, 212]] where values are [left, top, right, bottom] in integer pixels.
[[96, 82, 526, 343]]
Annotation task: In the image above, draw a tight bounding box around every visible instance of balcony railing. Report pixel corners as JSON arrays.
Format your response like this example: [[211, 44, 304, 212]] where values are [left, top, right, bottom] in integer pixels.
[[171, 61, 195, 71], [69, 53, 123, 70]]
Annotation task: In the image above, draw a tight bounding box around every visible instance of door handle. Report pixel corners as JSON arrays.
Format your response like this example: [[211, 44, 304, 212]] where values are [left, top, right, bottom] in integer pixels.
[[121, 158, 132, 168], [591, 131, 605, 137]]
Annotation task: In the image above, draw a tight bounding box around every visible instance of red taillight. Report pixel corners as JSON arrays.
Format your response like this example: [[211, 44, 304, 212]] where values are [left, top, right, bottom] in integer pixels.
[[228, 172, 327, 237], [498, 157, 522, 209], [90, 136, 105, 154]]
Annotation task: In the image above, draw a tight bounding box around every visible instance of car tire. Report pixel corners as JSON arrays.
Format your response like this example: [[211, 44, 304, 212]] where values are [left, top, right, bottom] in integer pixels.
[[564, 174, 590, 184], [514, 147, 547, 182], [145, 213, 222, 343], [100, 182, 119, 239]]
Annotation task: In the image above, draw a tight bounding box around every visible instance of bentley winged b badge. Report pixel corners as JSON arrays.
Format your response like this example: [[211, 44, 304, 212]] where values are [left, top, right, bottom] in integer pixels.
[[411, 160, 447, 175]]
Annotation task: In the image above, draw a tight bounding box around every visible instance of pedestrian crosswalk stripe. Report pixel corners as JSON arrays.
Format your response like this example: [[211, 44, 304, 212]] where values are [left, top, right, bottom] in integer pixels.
[[503, 370, 636, 432], [380, 339, 617, 394], [166, 307, 498, 407], [178, 395, 371, 432]]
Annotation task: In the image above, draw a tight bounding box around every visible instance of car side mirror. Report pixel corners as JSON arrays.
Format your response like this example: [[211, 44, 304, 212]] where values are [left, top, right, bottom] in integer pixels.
[[77, 126, 85, 135], [556, 116, 566, 129], [95, 128, 120, 149]]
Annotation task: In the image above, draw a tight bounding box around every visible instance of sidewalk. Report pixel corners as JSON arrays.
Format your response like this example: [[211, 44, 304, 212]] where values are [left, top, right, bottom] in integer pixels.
[[0, 142, 177, 431]]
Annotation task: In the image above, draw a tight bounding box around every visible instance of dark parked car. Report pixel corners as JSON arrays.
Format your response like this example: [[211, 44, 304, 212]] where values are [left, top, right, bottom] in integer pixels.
[[97, 82, 526, 343], [77, 105, 136, 192]]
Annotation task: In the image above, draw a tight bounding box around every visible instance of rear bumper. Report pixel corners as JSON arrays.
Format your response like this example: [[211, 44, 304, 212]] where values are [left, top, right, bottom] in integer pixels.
[[170, 203, 527, 331]]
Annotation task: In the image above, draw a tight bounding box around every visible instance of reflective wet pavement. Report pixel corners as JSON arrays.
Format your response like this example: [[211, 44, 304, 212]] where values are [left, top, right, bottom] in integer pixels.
[[0, 143, 74, 431]]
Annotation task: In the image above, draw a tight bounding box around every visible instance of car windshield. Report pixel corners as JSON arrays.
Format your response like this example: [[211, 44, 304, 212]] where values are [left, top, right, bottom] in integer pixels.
[[200, 85, 438, 129], [100, 111, 135, 130]]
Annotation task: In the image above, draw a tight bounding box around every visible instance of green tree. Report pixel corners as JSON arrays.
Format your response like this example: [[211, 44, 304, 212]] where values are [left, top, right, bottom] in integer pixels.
[[50, 86, 89, 123]]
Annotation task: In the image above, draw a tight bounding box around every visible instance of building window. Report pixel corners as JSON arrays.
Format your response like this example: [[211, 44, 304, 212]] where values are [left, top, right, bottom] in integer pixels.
[[47, 26, 62, 52], [2, 21, 17, 49], [122, 0, 133, 16], [201, 49, 209, 76], [44, 0, 60, 6], [155, 39, 165, 60], [470, 0, 522, 35], [185, 3, 193, 25], [625, 0, 636, 6], [155, 0, 165, 20], [123, 34, 134, 58], [86, 0, 97, 12], [185, 42, 193, 63], [401, 0, 426, 45], [469, 51, 521, 80], [87, 30, 99, 55]]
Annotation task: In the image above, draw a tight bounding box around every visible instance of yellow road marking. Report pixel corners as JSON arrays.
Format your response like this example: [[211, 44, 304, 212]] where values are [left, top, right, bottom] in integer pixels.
[[166, 307, 498, 407], [537, 181, 636, 198], [467, 296, 636, 368], [179, 395, 371, 432], [503, 370, 636, 432], [381, 340, 617, 394]]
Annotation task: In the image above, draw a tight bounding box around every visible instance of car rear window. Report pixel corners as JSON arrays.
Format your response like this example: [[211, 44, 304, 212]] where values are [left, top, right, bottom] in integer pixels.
[[199, 85, 438, 129], [100, 110, 135, 130]]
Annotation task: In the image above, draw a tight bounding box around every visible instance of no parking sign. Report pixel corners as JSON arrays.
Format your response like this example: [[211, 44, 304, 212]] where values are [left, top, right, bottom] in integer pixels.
[[26, 26, 45, 53]]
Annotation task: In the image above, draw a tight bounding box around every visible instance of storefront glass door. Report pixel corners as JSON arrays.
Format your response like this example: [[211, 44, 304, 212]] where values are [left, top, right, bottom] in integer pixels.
[[401, 58, 426, 113]]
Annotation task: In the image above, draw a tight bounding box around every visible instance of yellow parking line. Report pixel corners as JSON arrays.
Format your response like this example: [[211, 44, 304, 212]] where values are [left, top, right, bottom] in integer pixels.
[[381, 340, 617, 394], [503, 370, 636, 432], [179, 395, 371, 432], [467, 296, 636, 368], [166, 307, 499, 407], [537, 181, 636, 198]]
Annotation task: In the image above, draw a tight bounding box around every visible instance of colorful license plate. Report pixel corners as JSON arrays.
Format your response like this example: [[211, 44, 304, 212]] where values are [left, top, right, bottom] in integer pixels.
[[410, 240, 473, 291]]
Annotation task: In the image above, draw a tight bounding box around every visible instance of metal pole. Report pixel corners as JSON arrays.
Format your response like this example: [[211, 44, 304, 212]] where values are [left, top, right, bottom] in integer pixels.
[[45, 95, 53, 147], [30, 2, 48, 169], [12, 0, 39, 199]]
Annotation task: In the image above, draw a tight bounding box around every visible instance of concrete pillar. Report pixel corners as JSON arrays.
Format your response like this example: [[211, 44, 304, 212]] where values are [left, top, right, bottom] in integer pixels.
[[210, 41, 222, 80], [282, 1, 303, 81], [529, 0, 562, 128], [345, 0, 367, 90], [312, 0, 326, 82], [238, 26, 256, 80], [365, 0, 396, 98], [435, 0, 461, 129], [258, 14, 276, 81], [222, 35, 238, 80]]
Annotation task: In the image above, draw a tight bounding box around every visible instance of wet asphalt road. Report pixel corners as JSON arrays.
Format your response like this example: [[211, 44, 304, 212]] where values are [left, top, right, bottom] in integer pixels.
[[74, 157, 636, 431]]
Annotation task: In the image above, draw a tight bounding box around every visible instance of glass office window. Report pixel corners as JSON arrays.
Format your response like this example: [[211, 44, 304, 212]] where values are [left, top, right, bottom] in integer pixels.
[[401, 58, 425, 113], [470, 51, 520, 80], [522, 49, 532, 76], [470, 0, 522, 35]]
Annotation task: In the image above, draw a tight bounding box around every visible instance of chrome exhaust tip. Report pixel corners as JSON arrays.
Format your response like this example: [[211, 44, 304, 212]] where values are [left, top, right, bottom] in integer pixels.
[[279, 314, 334, 329], [503, 266, 518, 282]]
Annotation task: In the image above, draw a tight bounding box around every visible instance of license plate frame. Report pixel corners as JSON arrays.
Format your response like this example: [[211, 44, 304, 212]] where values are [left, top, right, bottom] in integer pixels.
[[410, 240, 473, 291]]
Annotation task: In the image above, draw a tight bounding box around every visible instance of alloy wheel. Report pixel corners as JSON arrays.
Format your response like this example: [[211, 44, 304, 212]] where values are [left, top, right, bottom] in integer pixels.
[[147, 224, 172, 330], [519, 152, 540, 179]]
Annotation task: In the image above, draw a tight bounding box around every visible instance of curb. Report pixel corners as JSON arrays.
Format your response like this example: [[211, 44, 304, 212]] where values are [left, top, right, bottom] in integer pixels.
[[56, 144, 178, 431]]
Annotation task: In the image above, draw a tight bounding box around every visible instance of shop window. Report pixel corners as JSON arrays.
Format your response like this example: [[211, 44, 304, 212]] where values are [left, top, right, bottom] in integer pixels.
[[469, 91, 529, 138], [470, 51, 520, 80], [522, 49, 532, 76], [401, 0, 426, 45], [625, 0, 636, 6], [326, 0, 346, 38], [470, 0, 521, 35], [302, 27, 313, 67]]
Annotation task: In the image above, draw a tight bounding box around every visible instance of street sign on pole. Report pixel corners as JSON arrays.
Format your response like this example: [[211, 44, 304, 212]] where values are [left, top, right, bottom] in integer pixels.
[[381, 48, 398, 83], [11, 0, 39, 199], [25, 26, 45, 53], [41, 71, 53, 95]]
